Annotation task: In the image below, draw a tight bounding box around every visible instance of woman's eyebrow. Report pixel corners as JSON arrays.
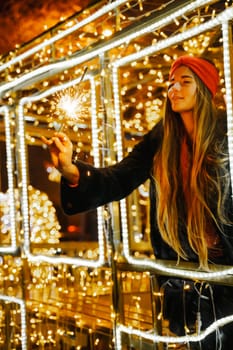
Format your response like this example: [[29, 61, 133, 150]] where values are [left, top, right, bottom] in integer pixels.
[[170, 74, 193, 81], [180, 74, 193, 79]]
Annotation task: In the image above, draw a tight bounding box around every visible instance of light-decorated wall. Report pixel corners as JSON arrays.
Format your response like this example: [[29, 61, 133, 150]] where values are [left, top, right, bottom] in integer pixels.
[[0, 0, 233, 349]]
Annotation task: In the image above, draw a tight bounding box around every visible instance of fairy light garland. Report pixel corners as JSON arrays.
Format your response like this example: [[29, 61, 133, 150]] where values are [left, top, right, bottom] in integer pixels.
[[111, 5, 233, 164], [0, 106, 18, 254], [17, 74, 105, 267], [222, 20, 233, 191], [113, 6, 233, 68], [0, 0, 217, 98], [116, 316, 233, 349]]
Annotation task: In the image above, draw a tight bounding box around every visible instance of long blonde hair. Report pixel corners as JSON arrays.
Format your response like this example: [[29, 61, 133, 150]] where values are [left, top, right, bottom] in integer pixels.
[[153, 75, 230, 269]]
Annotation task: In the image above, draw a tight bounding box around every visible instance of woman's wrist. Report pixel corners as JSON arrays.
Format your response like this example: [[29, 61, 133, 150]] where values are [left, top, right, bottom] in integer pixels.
[[61, 163, 80, 186]]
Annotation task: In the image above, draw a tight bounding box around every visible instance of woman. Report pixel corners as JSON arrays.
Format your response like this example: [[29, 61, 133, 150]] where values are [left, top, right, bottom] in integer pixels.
[[43, 55, 233, 349]]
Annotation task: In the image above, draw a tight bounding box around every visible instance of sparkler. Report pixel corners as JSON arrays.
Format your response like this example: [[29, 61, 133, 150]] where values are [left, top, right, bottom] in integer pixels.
[[52, 66, 89, 131]]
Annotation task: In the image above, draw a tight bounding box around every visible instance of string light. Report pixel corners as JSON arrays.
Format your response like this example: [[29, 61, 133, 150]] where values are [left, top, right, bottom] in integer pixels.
[[0, 106, 18, 254], [116, 316, 233, 349], [0, 0, 217, 98], [17, 74, 106, 267], [222, 20, 233, 192]]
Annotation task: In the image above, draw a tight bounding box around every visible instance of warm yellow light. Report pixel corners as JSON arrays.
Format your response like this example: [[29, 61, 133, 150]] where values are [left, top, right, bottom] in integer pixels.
[[103, 28, 113, 37]]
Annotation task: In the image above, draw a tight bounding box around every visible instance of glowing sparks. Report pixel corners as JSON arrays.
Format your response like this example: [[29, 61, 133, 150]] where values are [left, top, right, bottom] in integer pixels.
[[57, 92, 81, 119], [53, 87, 90, 130], [52, 67, 89, 130]]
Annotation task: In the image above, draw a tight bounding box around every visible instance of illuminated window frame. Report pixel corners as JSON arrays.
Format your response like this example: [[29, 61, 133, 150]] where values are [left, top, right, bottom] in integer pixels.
[[115, 318, 233, 349], [0, 106, 18, 254], [112, 8, 233, 279], [17, 74, 106, 268], [112, 7, 233, 350]]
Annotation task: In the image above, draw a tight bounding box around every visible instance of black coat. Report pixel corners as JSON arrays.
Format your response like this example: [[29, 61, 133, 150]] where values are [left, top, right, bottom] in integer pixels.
[[61, 119, 233, 265]]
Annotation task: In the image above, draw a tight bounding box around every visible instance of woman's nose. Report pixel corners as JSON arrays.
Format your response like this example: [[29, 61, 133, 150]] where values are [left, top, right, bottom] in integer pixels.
[[171, 82, 181, 91]]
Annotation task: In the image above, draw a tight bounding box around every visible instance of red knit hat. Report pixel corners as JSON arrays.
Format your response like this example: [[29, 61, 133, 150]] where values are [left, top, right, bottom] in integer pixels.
[[169, 55, 219, 97]]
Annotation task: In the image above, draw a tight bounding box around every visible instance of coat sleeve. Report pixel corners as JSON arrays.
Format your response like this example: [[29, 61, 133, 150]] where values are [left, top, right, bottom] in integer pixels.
[[61, 121, 163, 214]]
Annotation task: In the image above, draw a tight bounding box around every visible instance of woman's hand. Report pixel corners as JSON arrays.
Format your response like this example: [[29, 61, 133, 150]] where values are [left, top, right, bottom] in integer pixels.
[[42, 132, 80, 186], [42, 132, 73, 171]]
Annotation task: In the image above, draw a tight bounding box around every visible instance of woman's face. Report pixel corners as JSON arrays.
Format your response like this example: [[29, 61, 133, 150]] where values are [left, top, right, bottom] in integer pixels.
[[167, 65, 197, 116]]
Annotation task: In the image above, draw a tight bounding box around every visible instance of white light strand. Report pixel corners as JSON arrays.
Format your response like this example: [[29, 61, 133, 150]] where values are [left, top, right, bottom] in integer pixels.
[[111, 64, 131, 245], [113, 6, 233, 68], [116, 316, 233, 349], [0, 294, 27, 350], [112, 65, 124, 162], [26, 252, 104, 267], [0, 0, 217, 96], [0, 106, 18, 254], [124, 245, 233, 279], [17, 75, 105, 267], [222, 21, 233, 193], [0, 0, 130, 73], [89, 77, 106, 267], [90, 77, 100, 167]]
